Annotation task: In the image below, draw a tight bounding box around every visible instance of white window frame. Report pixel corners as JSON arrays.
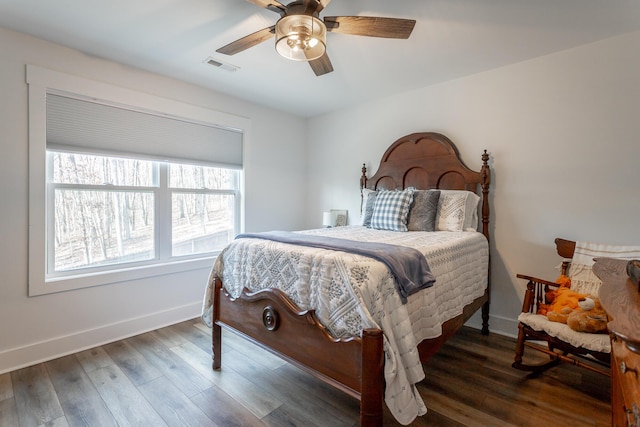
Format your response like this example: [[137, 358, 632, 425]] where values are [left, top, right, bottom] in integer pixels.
[[27, 65, 250, 296]]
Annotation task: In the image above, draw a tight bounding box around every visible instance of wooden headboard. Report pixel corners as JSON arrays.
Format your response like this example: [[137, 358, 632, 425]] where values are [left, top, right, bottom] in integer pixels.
[[360, 132, 491, 240]]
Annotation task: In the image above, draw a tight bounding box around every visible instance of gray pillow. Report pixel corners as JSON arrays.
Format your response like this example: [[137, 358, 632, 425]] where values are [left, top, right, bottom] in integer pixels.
[[407, 190, 440, 231]]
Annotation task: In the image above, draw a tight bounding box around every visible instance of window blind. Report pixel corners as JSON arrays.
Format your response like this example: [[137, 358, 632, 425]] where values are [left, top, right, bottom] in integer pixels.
[[46, 93, 243, 168]]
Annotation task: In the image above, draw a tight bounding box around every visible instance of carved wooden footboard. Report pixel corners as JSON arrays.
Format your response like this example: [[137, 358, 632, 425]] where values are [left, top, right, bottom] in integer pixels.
[[211, 278, 489, 426], [212, 277, 385, 425]]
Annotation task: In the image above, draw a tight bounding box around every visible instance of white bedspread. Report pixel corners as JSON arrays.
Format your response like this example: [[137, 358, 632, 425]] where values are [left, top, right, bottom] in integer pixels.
[[202, 226, 488, 425]]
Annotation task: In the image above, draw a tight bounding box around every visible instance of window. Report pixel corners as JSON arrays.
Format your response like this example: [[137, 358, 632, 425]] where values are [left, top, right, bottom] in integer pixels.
[[47, 152, 239, 277], [168, 163, 238, 258], [27, 65, 249, 295]]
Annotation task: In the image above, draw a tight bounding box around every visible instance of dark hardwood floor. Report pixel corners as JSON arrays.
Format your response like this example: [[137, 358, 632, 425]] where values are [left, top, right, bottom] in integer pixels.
[[0, 319, 611, 426]]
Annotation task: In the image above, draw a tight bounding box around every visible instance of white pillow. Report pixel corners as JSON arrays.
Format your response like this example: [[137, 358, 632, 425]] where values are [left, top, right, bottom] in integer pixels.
[[436, 190, 480, 232]]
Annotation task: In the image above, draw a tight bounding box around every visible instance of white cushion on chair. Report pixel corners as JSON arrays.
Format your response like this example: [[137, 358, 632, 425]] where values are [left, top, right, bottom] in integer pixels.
[[518, 313, 610, 353]]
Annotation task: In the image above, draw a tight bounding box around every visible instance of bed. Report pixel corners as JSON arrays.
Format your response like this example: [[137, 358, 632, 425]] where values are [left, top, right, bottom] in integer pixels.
[[202, 132, 491, 426]]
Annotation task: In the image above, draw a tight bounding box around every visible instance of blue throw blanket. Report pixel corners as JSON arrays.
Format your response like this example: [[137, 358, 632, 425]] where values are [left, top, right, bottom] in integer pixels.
[[236, 231, 435, 303]]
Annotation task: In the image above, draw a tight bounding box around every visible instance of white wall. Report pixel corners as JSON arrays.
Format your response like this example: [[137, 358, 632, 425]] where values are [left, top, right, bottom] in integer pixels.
[[3, 25, 638, 374], [0, 27, 307, 373], [306, 31, 640, 337]]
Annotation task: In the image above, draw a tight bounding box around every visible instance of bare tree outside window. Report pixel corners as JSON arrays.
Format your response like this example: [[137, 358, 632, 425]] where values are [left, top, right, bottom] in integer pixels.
[[169, 163, 237, 256], [49, 152, 238, 274]]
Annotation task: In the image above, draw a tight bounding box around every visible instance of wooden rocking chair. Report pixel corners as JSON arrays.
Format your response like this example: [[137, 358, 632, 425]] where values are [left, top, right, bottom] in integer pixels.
[[512, 238, 611, 376]]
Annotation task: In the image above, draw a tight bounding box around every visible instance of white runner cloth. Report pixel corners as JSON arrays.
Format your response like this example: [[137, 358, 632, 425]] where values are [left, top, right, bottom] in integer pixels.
[[569, 241, 640, 295]]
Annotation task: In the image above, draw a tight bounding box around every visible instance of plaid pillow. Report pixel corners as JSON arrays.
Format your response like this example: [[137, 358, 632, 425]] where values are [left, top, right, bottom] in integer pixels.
[[370, 189, 414, 231]]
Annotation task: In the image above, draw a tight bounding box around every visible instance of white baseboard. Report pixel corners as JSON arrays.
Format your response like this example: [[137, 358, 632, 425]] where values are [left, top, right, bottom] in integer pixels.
[[0, 302, 202, 375], [1, 303, 521, 375], [465, 313, 519, 339]]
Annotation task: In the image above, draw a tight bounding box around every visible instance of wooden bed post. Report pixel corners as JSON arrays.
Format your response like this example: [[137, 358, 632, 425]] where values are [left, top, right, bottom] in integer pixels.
[[360, 328, 384, 427], [480, 150, 490, 241], [360, 163, 368, 215], [480, 149, 491, 336], [212, 278, 222, 370]]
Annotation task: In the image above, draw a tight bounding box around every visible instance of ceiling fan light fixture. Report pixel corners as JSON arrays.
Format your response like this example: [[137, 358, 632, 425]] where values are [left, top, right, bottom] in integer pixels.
[[275, 14, 326, 61]]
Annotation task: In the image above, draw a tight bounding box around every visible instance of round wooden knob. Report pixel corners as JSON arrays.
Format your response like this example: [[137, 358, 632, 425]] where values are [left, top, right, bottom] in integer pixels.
[[262, 306, 279, 331]]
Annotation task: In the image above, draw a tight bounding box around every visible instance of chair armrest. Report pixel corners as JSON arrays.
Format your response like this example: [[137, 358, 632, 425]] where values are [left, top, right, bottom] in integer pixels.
[[516, 274, 561, 314]]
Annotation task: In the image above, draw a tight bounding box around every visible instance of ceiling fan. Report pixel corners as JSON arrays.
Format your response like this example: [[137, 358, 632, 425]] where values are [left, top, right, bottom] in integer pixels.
[[215, 0, 416, 76]]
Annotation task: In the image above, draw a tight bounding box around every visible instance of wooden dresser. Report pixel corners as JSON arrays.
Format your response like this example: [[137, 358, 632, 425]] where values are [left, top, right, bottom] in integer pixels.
[[594, 258, 640, 427]]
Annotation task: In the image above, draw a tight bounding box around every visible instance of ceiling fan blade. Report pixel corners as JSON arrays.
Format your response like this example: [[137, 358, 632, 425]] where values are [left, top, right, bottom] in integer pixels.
[[324, 16, 416, 39], [245, 0, 286, 14], [216, 26, 276, 55], [308, 52, 333, 76]]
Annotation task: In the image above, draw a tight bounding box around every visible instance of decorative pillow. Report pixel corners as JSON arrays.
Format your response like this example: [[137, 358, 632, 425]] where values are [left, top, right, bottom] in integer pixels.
[[370, 189, 414, 231], [436, 190, 480, 232], [360, 189, 377, 227], [407, 190, 440, 231]]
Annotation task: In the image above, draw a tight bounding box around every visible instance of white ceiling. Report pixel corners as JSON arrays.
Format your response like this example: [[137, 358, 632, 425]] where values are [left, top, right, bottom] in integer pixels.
[[1, 0, 639, 117]]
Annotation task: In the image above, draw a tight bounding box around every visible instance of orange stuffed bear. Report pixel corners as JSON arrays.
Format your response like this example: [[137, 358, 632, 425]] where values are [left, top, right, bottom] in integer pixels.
[[536, 274, 580, 318], [537, 274, 608, 333], [566, 297, 608, 334], [546, 286, 587, 324]]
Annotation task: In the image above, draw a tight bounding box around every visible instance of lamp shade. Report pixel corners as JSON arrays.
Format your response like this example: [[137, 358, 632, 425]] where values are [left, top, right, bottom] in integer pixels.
[[322, 211, 332, 227], [275, 14, 326, 61]]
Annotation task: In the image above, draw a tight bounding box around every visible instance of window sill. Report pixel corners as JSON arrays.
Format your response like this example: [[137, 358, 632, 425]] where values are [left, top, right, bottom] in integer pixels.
[[29, 256, 216, 296]]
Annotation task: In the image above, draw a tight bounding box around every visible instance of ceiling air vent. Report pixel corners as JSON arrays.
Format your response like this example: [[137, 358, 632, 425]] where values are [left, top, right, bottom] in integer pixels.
[[204, 57, 239, 72]]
